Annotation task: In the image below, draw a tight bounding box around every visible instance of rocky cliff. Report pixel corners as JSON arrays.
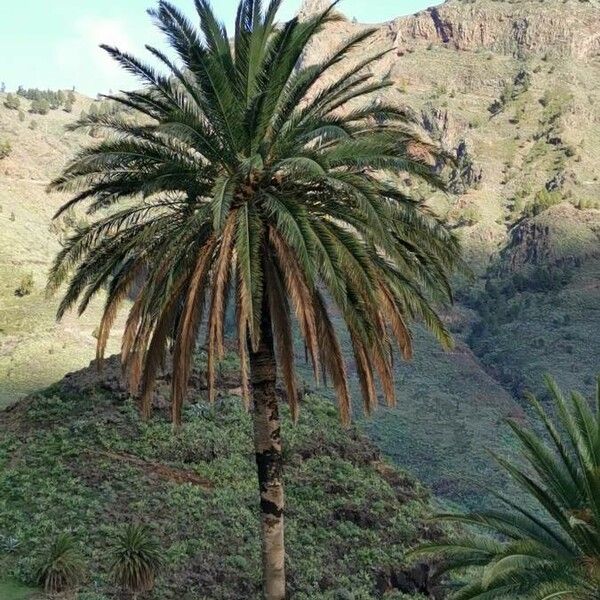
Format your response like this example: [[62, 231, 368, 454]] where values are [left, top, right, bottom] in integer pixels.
[[391, 0, 600, 59]]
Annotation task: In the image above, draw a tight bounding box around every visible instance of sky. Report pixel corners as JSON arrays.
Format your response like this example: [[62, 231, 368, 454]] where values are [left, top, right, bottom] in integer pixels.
[[0, 0, 439, 96]]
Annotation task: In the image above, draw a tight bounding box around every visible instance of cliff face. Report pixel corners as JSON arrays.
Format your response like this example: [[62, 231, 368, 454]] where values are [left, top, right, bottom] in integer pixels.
[[502, 204, 600, 271], [391, 0, 600, 59]]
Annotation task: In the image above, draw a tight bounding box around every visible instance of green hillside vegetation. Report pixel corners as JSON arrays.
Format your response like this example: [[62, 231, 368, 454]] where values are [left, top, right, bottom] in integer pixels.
[[0, 372, 440, 599]]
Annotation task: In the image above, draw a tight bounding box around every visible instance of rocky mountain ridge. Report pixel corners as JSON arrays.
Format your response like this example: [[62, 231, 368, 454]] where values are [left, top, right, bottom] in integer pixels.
[[391, 0, 600, 59]]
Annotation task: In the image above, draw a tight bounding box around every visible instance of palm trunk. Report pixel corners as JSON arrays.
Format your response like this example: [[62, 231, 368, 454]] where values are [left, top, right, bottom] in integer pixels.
[[249, 303, 286, 600]]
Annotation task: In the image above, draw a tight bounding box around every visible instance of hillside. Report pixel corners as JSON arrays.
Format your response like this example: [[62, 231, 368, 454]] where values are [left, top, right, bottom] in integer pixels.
[[0, 359, 441, 599], [0, 0, 598, 507], [0, 92, 127, 407], [297, 0, 600, 502]]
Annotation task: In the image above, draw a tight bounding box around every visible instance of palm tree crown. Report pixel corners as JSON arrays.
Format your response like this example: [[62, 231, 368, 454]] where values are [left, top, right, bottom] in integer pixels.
[[415, 376, 600, 600], [48, 0, 460, 427]]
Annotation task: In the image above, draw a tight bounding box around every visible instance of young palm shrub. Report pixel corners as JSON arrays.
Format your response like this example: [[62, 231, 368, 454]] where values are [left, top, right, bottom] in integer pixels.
[[413, 375, 600, 599], [109, 524, 162, 597], [36, 532, 85, 594], [47, 1, 461, 597]]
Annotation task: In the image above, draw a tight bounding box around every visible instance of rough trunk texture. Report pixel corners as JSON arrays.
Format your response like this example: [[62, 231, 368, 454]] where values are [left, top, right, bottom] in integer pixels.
[[250, 303, 286, 600]]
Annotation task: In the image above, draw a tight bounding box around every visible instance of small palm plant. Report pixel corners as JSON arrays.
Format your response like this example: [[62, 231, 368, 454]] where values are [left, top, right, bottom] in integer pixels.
[[413, 375, 600, 599], [36, 532, 85, 594], [109, 524, 162, 597]]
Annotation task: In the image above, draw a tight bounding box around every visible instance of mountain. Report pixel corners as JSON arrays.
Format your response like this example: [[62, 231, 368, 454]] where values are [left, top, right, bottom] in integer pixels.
[[299, 0, 600, 503], [0, 0, 599, 506]]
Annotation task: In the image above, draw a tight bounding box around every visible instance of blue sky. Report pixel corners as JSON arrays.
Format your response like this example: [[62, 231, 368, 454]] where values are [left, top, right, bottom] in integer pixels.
[[0, 1, 438, 96]]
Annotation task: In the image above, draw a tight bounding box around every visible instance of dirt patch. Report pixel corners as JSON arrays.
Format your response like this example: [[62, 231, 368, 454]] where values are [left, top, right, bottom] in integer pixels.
[[91, 450, 212, 488]]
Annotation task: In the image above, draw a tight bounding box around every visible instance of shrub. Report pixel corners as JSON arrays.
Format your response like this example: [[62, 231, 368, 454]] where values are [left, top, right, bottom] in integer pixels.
[[459, 206, 481, 226], [109, 524, 162, 595], [14, 273, 34, 297], [524, 188, 562, 217], [36, 533, 84, 594], [4, 93, 20, 110], [0, 534, 21, 553], [0, 139, 11, 159], [30, 98, 50, 115]]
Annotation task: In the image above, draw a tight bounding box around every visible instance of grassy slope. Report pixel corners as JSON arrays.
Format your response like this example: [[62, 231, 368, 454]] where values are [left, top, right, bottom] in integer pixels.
[[0, 94, 126, 408], [0, 579, 35, 599], [0, 374, 438, 600]]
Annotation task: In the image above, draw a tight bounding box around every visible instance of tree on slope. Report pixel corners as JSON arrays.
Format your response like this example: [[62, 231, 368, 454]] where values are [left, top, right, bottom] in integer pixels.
[[414, 375, 600, 600], [47, 1, 461, 597]]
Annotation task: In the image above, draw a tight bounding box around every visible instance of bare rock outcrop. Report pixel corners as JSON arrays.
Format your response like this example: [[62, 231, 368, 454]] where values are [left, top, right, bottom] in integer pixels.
[[390, 0, 600, 59], [502, 204, 600, 271]]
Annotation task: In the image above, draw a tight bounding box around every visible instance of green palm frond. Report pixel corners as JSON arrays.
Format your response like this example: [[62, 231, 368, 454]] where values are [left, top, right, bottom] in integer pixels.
[[412, 376, 600, 599]]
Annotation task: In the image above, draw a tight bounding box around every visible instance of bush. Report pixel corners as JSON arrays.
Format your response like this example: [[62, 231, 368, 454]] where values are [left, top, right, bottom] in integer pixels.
[[4, 93, 20, 110], [30, 98, 50, 115], [524, 188, 562, 217], [458, 206, 481, 226], [14, 273, 34, 297], [0, 139, 11, 159], [36, 533, 85, 594], [109, 524, 162, 595]]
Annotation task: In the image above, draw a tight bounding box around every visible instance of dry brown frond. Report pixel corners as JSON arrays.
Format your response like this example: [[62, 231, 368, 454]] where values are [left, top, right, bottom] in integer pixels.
[[378, 283, 413, 360], [96, 261, 145, 371], [350, 331, 377, 415], [236, 287, 251, 410], [269, 228, 321, 384], [266, 257, 299, 422], [313, 290, 351, 425], [206, 215, 237, 403], [171, 238, 217, 427], [138, 275, 188, 419]]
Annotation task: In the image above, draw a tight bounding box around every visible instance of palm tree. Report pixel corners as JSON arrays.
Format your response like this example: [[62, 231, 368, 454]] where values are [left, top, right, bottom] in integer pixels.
[[413, 375, 600, 600], [48, 1, 460, 597]]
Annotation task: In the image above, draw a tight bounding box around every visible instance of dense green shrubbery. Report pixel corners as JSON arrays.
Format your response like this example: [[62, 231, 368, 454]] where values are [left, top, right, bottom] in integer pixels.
[[29, 99, 50, 115], [0, 388, 436, 599], [10, 87, 76, 115], [465, 266, 574, 385]]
